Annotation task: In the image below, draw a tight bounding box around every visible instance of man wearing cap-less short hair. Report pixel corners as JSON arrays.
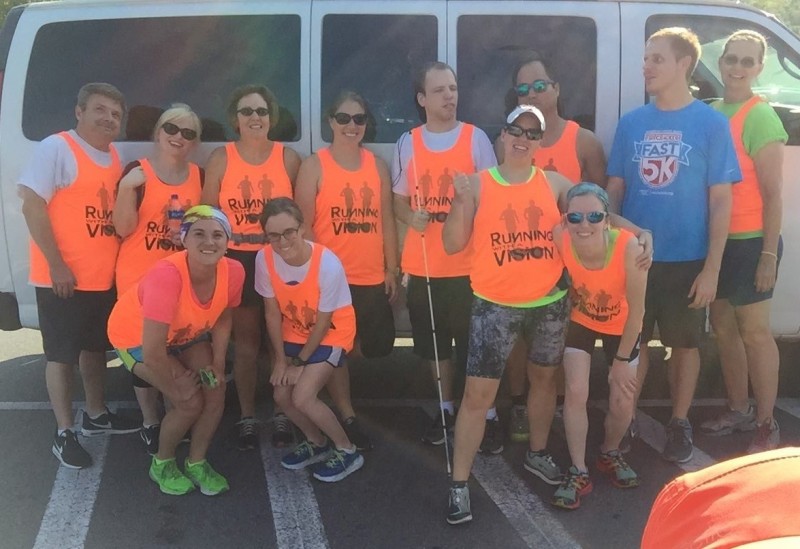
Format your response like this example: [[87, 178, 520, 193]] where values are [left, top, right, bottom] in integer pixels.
[[606, 27, 740, 464], [391, 61, 496, 448], [18, 82, 140, 470]]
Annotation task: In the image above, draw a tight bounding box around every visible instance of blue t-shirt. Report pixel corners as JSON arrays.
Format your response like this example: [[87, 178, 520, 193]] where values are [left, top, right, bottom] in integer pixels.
[[607, 100, 741, 262]]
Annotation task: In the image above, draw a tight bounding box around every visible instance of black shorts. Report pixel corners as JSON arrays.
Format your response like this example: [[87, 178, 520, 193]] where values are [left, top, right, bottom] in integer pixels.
[[406, 275, 471, 362], [642, 261, 706, 349], [717, 236, 783, 306], [350, 283, 395, 358], [36, 287, 115, 364], [226, 248, 260, 307], [564, 321, 641, 366]]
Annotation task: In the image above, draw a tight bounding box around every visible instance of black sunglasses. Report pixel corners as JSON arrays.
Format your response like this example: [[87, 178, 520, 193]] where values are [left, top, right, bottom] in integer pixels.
[[332, 112, 368, 126], [566, 211, 606, 224], [721, 53, 757, 69], [237, 106, 270, 117], [515, 79, 555, 96], [161, 122, 198, 141], [504, 124, 543, 141]]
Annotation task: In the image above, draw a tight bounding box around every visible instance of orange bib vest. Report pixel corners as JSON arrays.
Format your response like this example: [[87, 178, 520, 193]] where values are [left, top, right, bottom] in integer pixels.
[[107, 251, 231, 349], [727, 96, 763, 235], [115, 159, 202, 293], [313, 148, 384, 285], [402, 124, 476, 277], [29, 132, 121, 290], [263, 243, 356, 351], [219, 141, 293, 251], [470, 168, 563, 305], [562, 228, 635, 335], [532, 120, 582, 183]]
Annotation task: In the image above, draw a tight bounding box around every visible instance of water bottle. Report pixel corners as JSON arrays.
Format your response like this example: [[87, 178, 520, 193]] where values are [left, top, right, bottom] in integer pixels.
[[167, 194, 184, 242]]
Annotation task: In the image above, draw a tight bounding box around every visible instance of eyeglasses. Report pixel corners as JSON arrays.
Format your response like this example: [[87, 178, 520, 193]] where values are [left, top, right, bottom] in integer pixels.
[[721, 54, 757, 69], [565, 211, 607, 224], [237, 106, 270, 117], [504, 124, 543, 141], [266, 226, 300, 243], [332, 112, 368, 126], [515, 79, 555, 96], [161, 122, 198, 141]]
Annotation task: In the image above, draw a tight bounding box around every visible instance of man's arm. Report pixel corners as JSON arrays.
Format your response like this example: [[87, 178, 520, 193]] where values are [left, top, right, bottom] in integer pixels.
[[606, 176, 625, 214], [577, 128, 608, 188], [689, 183, 732, 308], [442, 173, 478, 255]]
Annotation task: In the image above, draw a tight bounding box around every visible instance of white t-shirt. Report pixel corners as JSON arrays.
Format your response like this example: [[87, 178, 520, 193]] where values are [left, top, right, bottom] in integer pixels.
[[254, 242, 352, 313], [390, 122, 497, 196], [17, 130, 116, 203]]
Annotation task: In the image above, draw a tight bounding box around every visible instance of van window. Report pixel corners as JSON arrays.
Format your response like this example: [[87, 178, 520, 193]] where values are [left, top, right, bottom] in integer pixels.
[[647, 15, 800, 145], [23, 15, 302, 142], [320, 14, 437, 144], [456, 15, 598, 141]]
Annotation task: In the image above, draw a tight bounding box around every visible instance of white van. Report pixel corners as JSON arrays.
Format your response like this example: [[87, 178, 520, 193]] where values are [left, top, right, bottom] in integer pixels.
[[0, 0, 798, 336]]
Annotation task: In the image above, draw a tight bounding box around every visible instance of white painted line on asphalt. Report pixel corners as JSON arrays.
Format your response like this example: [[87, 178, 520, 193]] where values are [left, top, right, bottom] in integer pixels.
[[776, 398, 800, 420], [260, 430, 329, 548], [472, 456, 581, 549], [33, 411, 109, 549], [634, 410, 716, 473]]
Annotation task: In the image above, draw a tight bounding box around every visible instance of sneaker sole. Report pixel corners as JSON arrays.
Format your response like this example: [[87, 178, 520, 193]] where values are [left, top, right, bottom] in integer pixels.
[[596, 463, 640, 489], [51, 446, 89, 469], [479, 444, 504, 455], [662, 447, 694, 464], [524, 462, 562, 486], [189, 478, 230, 496], [281, 449, 334, 470], [700, 423, 757, 437], [81, 427, 141, 437], [312, 454, 364, 483], [446, 513, 473, 525], [148, 470, 195, 496]]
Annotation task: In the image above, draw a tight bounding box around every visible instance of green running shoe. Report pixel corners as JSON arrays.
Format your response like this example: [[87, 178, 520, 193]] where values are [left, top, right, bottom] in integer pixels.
[[185, 459, 230, 496], [149, 457, 195, 495]]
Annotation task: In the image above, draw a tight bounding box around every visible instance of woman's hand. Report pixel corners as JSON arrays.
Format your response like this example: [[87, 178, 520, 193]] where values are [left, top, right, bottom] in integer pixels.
[[118, 166, 146, 190], [384, 270, 399, 303], [172, 368, 200, 402], [608, 359, 638, 399], [270, 360, 288, 387], [754, 254, 778, 292], [636, 231, 653, 270]]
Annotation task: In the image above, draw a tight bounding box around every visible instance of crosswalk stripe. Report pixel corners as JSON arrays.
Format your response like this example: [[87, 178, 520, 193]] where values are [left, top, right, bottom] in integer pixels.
[[33, 412, 108, 549], [633, 410, 716, 472], [472, 456, 581, 548]]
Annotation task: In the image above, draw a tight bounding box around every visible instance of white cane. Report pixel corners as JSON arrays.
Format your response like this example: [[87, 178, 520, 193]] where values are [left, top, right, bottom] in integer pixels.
[[408, 131, 452, 477]]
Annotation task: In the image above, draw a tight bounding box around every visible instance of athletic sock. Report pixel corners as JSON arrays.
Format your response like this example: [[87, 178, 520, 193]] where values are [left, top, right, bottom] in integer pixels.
[[57, 427, 73, 436], [485, 407, 498, 421], [452, 480, 467, 489], [441, 401, 455, 414]]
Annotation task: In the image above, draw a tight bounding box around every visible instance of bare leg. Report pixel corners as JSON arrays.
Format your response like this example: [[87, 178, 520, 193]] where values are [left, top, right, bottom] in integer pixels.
[[79, 350, 108, 417], [528, 362, 557, 452], [562, 351, 591, 471], [134, 386, 161, 426], [710, 300, 750, 412], [603, 361, 638, 453], [232, 305, 261, 419], [452, 376, 502, 482], [291, 363, 351, 449], [736, 300, 779, 424], [326, 362, 356, 419], [46, 361, 75, 430], [180, 342, 226, 462]]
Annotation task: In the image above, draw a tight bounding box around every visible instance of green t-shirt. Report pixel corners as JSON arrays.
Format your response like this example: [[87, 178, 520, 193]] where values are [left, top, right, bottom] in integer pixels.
[[712, 99, 788, 157]]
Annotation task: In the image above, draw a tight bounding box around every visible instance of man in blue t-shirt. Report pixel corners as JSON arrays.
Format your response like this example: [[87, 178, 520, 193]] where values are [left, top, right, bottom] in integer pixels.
[[607, 27, 741, 464]]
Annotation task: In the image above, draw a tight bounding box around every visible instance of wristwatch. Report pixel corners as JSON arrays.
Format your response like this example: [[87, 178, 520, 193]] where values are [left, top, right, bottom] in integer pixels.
[[290, 356, 307, 367]]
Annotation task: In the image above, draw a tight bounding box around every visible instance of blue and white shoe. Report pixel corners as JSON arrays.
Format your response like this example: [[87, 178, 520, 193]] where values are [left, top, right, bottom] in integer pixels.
[[281, 440, 333, 470], [312, 447, 364, 482]]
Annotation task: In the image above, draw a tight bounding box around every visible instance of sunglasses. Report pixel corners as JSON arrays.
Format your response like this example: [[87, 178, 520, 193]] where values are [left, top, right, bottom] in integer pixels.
[[266, 226, 300, 243], [515, 79, 555, 96], [565, 211, 607, 224], [504, 124, 543, 141], [237, 106, 270, 117], [161, 122, 198, 141], [721, 54, 758, 69], [332, 112, 368, 126]]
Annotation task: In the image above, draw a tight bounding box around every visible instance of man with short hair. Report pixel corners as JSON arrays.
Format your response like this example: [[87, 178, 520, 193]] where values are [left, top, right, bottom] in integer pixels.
[[19, 82, 139, 469], [391, 61, 497, 449], [607, 27, 740, 463]]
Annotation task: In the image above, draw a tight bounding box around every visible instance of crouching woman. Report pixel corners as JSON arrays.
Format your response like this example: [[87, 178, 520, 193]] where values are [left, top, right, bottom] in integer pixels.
[[107, 206, 244, 495]]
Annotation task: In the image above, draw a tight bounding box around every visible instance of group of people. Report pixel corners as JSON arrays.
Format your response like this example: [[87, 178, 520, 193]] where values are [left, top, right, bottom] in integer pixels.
[[18, 22, 786, 526]]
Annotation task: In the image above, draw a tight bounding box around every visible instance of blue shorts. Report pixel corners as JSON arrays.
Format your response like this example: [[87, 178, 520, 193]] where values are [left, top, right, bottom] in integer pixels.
[[717, 236, 783, 306], [283, 342, 345, 367]]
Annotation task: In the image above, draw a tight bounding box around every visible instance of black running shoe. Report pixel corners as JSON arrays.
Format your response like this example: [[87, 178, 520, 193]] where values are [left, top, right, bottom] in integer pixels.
[[479, 418, 504, 455], [423, 409, 454, 446], [343, 416, 373, 451], [271, 413, 294, 448], [52, 429, 92, 469], [81, 408, 140, 437], [237, 417, 258, 451], [140, 424, 160, 456]]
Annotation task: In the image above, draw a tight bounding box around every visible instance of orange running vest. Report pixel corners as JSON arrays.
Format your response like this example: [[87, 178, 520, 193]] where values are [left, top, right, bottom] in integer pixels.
[[727, 96, 763, 235], [29, 132, 122, 290], [115, 159, 202, 293], [219, 141, 293, 251], [561, 228, 635, 335], [402, 124, 476, 277], [107, 251, 231, 349], [532, 120, 582, 183], [313, 148, 384, 285], [470, 168, 563, 305], [263, 243, 356, 351]]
